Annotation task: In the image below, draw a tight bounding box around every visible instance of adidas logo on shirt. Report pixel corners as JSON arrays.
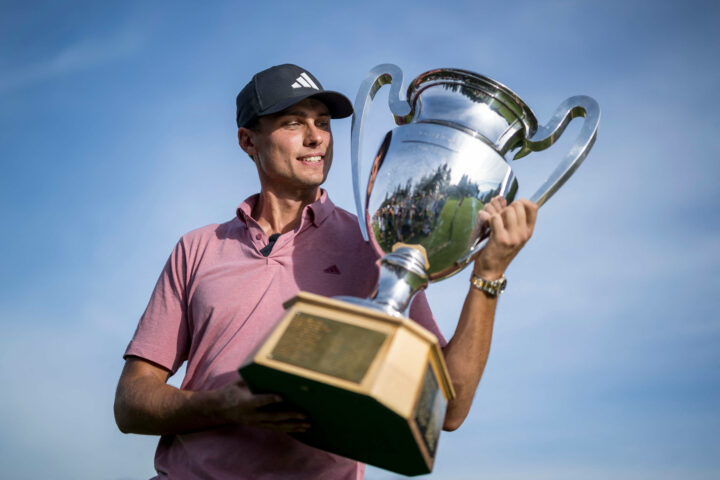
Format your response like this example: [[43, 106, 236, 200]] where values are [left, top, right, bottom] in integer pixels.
[[291, 72, 319, 90], [323, 265, 341, 275]]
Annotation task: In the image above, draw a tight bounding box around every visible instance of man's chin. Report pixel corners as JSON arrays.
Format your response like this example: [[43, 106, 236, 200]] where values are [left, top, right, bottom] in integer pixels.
[[298, 174, 329, 188]]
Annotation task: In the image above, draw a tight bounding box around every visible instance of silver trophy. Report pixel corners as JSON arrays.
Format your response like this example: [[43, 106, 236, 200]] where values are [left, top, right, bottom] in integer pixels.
[[241, 64, 600, 476], [339, 64, 600, 316]]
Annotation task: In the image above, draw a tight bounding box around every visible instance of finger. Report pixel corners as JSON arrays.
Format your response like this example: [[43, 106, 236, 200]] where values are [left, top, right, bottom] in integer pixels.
[[484, 197, 499, 216], [248, 394, 284, 409], [471, 210, 491, 242], [481, 203, 497, 217], [488, 212, 505, 238], [486, 196, 505, 215], [512, 201, 527, 235], [476, 209, 491, 223], [521, 199, 538, 233], [279, 424, 312, 432], [254, 410, 308, 422], [501, 203, 518, 234], [254, 413, 311, 428]]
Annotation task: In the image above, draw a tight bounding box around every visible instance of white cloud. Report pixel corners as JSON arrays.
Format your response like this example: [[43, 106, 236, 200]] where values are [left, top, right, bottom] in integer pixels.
[[0, 29, 142, 94]]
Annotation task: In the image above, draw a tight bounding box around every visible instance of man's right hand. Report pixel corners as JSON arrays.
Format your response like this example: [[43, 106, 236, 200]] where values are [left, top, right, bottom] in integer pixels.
[[213, 380, 310, 432], [114, 357, 310, 435]]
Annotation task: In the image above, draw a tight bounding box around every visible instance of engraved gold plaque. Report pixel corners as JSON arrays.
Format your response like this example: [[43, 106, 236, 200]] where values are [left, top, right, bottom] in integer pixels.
[[239, 292, 455, 476]]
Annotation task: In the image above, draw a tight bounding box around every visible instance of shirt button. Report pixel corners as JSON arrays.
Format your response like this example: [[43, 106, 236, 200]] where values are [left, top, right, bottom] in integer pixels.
[[255, 234, 262, 240]]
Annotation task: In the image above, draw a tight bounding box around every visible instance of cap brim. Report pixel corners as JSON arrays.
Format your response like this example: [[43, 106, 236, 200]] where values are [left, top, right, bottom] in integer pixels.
[[259, 90, 353, 119]]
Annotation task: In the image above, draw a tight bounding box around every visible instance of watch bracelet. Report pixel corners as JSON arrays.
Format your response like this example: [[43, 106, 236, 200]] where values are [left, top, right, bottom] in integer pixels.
[[470, 273, 506, 296]]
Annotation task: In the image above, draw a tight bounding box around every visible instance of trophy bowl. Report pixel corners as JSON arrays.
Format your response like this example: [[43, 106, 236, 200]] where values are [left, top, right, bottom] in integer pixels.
[[353, 65, 600, 284]]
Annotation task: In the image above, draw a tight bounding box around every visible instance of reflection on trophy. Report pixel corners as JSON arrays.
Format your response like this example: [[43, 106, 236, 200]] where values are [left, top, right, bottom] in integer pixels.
[[240, 64, 600, 475]]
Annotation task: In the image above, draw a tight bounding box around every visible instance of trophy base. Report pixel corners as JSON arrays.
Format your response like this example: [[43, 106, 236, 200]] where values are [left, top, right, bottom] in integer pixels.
[[239, 292, 455, 476]]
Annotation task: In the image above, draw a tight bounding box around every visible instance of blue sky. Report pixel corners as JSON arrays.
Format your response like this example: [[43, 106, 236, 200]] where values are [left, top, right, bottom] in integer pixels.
[[1, 0, 719, 478]]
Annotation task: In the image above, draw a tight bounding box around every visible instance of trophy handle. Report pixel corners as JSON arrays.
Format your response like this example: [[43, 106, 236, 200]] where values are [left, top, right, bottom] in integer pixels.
[[351, 64, 413, 241], [460, 96, 599, 267], [516, 95, 601, 207]]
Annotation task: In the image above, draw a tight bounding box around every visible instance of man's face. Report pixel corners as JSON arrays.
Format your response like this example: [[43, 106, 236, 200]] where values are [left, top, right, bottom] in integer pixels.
[[242, 98, 333, 195]]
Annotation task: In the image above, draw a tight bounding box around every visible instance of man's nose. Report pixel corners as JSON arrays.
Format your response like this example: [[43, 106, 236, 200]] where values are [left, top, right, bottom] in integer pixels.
[[304, 123, 324, 146]]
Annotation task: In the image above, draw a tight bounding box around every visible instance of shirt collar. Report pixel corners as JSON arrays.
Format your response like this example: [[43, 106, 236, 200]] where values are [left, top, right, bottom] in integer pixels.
[[236, 189, 335, 228]]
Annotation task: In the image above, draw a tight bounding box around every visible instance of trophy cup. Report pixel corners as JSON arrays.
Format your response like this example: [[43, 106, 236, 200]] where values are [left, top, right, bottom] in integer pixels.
[[240, 64, 600, 475]]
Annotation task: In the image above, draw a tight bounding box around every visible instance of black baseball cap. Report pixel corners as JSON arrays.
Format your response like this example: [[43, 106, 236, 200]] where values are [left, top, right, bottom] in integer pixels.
[[236, 64, 353, 128]]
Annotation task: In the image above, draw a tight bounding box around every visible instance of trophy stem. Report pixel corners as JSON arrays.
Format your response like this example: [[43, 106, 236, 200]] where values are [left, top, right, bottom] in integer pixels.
[[371, 245, 429, 316]]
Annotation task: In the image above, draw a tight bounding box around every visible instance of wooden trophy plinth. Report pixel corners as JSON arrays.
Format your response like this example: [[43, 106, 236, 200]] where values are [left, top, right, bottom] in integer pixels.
[[239, 292, 455, 476]]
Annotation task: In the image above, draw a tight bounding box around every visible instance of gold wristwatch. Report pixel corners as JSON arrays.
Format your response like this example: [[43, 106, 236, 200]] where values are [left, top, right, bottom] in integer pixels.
[[470, 273, 507, 297]]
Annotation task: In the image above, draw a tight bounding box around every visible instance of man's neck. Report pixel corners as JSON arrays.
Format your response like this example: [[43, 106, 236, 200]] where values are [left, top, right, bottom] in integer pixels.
[[251, 188, 321, 236]]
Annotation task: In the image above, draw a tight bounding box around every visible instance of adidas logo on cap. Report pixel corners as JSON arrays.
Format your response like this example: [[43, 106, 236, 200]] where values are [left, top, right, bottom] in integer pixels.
[[291, 72, 320, 90]]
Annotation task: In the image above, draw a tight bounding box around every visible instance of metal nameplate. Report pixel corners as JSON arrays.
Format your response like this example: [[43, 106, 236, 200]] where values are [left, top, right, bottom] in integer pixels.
[[414, 362, 446, 457], [270, 312, 387, 383]]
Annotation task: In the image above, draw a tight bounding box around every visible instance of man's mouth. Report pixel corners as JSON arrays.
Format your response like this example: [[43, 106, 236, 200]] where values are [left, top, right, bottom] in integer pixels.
[[299, 155, 323, 164]]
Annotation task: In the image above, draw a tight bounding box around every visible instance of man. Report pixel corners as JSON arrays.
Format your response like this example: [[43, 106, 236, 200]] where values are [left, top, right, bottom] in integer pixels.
[[114, 64, 538, 479]]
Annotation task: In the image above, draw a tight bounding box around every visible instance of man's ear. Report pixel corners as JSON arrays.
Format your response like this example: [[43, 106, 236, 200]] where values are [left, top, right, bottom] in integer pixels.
[[238, 128, 257, 159]]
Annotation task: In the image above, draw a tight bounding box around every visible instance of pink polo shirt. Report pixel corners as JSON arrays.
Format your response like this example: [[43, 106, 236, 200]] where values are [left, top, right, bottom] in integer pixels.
[[125, 191, 445, 480]]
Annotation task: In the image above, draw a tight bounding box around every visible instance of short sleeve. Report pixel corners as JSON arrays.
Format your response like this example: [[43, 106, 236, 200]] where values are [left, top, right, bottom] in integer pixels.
[[408, 291, 447, 347], [124, 239, 190, 373]]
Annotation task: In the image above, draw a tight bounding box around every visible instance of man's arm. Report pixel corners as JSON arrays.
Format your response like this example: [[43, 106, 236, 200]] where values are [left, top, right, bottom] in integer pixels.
[[114, 357, 310, 435], [442, 197, 538, 431]]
